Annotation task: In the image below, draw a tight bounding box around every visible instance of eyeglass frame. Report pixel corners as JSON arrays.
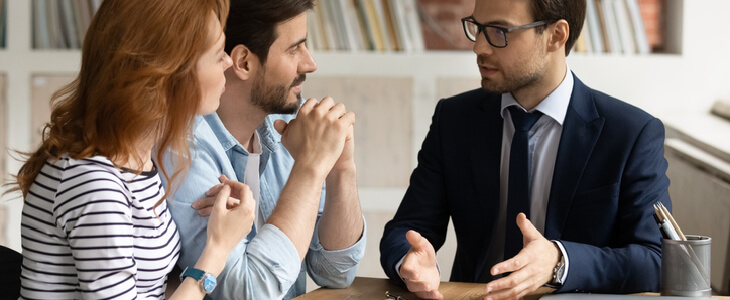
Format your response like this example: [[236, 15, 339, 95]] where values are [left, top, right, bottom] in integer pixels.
[[461, 17, 554, 48]]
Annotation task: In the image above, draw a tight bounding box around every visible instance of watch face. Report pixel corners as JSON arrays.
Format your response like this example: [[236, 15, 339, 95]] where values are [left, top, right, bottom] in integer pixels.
[[203, 275, 217, 293]]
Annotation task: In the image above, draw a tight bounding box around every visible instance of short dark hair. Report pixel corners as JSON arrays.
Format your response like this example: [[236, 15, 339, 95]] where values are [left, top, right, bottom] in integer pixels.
[[225, 0, 314, 63], [530, 0, 586, 56]]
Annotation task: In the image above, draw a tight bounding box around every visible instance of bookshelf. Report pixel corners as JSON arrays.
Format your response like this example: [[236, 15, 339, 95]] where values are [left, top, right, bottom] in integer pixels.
[[3, 1, 730, 287]]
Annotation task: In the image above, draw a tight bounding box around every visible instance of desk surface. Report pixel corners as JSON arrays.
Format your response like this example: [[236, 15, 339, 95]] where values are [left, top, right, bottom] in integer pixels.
[[295, 277, 730, 300]]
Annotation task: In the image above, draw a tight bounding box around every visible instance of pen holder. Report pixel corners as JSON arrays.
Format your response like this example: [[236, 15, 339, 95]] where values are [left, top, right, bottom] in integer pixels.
[[661, 235, 711, 297]]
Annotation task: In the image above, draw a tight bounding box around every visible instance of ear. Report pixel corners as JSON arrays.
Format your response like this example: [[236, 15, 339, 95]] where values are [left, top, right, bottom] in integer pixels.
[[230, 44, 259, 81], [546, 19, 569, 54]]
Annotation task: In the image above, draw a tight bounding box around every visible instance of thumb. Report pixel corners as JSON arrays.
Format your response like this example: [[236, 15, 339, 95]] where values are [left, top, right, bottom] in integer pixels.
[[406, 230, 430, 252], [517, 213, 541, 241], [213, 185, 232, 214], [218, 174, 229, 183], [273, 119, 288, 135]]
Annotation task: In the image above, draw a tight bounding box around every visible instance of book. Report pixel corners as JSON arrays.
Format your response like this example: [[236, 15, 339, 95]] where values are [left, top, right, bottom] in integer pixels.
[[585, 0, 604, 53], [402, 0, 424, 51], [359, 0, 385, 51], [388, 0, 413, 52], [593, 0, 611, 53], [306, 9, 323, 51], [339, 0, 366, 51], [0, 0, 5, 48], [59, 0, 80, 49], [625, 0, 650, 54], [371, 0, 393, 51], [600, 0, 621, 54], [380, 0, 400, 51], [33, 0, 50, 49], [313, 1, 331, 50], [611, 0, 636, 54]]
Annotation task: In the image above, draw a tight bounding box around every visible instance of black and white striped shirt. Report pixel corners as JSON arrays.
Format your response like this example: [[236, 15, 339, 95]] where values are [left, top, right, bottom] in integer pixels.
[[20, 156, 180, 299]]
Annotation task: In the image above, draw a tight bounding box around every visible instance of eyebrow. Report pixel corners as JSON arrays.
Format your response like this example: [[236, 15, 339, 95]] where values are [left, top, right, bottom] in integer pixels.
[[469, 16, 514, 27], [287, 37, 308, 50]]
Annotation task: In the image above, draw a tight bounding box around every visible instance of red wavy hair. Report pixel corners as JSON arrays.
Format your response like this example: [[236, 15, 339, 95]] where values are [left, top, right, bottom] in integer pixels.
[[11, 0, 229, 209]]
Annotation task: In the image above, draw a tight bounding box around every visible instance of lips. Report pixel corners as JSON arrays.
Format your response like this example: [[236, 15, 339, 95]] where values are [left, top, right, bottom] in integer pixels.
[[479, 65, 499, 77]]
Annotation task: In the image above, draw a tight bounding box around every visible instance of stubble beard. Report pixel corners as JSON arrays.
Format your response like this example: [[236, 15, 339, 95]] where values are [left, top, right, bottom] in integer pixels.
[[477, 50, 545, 95], [250, 72, 305, 115]]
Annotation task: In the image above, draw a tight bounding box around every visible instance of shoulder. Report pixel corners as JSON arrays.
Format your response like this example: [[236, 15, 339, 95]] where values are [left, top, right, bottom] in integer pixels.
[[574, 77, 658, 130]]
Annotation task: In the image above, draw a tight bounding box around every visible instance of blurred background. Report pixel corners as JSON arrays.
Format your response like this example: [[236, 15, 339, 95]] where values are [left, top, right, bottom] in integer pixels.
[[1, 0, 729, 295]]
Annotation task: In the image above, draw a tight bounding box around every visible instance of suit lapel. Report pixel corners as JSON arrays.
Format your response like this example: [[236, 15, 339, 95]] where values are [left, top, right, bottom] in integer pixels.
[[544, 76, 604, 239], [470, 92, 504, 281]]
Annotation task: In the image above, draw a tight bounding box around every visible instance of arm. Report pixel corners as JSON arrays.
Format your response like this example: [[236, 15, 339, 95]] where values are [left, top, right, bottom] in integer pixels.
[[380, 100, 450, 295], [558, 118, 669, 293], [165, 125, 302, 300], [306, 122, 366, 288], [268, 97, 356, 260]]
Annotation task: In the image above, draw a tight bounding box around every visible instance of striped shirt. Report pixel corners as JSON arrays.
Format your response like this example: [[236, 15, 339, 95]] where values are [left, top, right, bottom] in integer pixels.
[[20, 156, 180, 299]]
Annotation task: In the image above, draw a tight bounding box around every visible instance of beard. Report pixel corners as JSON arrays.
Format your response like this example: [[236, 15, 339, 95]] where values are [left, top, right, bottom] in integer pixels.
[[250, 72, 306, 115], [477, 52, 544, 94]]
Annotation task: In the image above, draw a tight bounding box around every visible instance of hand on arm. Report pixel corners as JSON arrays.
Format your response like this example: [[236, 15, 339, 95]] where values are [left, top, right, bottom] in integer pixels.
[[400, 230, 443, 300], [484, 213, 559, 300], [169, 176, 256, 300]]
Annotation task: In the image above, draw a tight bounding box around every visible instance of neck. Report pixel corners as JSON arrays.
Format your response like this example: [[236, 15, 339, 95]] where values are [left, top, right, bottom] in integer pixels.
[[115, 136, 155, 172], [512, 59, 567, 111], [217, 85, 267, 150]]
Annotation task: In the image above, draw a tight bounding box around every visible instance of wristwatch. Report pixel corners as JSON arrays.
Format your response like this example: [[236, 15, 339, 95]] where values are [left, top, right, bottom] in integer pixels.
[[180, 267, 217, 294], [549, 251, 566, 287]]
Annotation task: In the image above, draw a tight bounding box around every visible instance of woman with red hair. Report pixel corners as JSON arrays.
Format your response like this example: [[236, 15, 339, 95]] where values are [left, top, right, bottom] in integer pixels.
[[12, 0, 254, 298]]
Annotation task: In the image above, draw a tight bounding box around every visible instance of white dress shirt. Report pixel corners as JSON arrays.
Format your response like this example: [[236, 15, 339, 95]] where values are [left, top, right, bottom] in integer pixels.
[[488, 65, 574, 283]]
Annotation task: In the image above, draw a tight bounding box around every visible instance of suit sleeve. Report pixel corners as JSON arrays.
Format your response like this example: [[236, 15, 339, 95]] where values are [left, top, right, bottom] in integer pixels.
[[380, 99, 451, 284], [558, 117, 670, 293]]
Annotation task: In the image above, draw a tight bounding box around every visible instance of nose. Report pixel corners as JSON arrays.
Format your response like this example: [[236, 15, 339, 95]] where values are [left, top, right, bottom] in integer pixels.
[[298, 44, 318, 74], [472, 32, 494, 56], [223, 52, 233, 70]]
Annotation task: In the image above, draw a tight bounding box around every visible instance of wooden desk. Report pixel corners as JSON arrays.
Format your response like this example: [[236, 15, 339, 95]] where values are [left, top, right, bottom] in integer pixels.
[[295, 277, 730, 300]]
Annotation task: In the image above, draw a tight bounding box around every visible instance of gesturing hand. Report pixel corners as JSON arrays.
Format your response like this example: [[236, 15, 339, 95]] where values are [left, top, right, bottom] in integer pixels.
[[484, 213, 560, 300], [400, 230, 443, 300], [205, 175, 256, 253]]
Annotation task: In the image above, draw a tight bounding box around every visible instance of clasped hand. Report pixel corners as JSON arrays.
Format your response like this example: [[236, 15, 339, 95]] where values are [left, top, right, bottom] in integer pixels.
[[273, 97, 356, 175]]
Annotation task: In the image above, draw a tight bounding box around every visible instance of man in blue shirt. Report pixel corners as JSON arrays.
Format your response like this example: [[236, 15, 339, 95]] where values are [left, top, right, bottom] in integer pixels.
[[164, 0, 365, 299]]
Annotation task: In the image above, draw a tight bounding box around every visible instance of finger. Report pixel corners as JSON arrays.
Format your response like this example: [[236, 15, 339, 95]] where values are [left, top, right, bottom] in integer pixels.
[[192, 195, 217, 210], [405, 230, 431, 252], [491, 253, 526, 276], [273, 119, 288, 135], [226, 197, 241, 210], [197, 206, 213, 217], [316, 97, 335, 113], [517, 213, 540, 242], [485, 268, 529, 297], [327, 103, 347, 120], [338, 111, 356, 127], [415, 290, 444, 300], [299, 98, 318, 115], [218, 174, 229, 183], [205, 183, 225, 197], [213, 185, 232, 214]]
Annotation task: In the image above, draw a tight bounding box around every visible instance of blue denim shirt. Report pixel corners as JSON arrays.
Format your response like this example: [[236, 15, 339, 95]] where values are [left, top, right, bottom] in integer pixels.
[[163, 113, 366, 299]]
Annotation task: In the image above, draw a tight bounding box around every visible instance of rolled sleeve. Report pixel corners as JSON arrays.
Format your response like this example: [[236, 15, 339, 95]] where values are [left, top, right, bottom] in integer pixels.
[[215, 223, 302, 299], [305, 215, 367, 288]]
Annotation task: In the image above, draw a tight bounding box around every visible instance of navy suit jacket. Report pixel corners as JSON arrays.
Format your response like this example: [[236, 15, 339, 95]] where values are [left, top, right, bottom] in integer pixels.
[[380, 74, 671, 293]]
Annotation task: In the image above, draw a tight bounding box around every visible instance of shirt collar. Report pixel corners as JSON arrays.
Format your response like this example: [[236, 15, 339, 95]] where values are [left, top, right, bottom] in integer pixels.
[[202, 112, 280, 154], [500, 64, 573, 126]]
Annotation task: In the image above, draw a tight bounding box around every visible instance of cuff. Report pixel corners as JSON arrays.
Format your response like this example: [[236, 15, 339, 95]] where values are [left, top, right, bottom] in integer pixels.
[[552, 240, 569, 284], [246, 223, 302, 290], [308, 215, 367, 274]]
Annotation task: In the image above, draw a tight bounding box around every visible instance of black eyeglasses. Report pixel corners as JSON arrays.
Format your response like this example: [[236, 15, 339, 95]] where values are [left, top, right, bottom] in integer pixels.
[[461, 17, 551, 48]]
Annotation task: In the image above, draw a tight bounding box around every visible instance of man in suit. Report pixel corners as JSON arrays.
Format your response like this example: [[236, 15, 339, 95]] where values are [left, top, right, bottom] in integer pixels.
[[379, 0, 671, 299]]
